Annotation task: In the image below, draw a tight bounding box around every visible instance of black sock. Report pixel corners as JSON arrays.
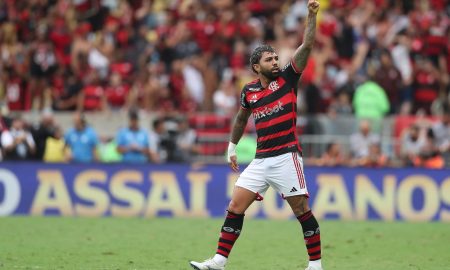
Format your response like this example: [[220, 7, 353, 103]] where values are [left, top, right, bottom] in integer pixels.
[[215, 211, 244, 258], [297, 210, 321, 261]]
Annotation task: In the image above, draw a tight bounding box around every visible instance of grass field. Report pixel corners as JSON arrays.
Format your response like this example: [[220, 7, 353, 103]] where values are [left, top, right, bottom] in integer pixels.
[[1, 217, 449, 270]]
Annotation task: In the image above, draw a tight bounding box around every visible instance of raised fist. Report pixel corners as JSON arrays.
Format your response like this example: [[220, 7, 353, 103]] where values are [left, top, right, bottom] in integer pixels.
[[308, 0, 320, 14]]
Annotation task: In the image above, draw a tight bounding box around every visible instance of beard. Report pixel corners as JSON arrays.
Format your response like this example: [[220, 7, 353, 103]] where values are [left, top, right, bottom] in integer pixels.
[[260, 68, 279, 81]]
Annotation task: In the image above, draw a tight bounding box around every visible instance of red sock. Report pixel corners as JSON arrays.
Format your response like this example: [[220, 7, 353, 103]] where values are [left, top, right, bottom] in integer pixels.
[[297, 210, 321, 261], [216, 211, 244, 258]]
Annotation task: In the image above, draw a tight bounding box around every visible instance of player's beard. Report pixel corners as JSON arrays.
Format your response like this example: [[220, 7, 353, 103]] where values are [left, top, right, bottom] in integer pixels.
[[260, 68, 279, 81]]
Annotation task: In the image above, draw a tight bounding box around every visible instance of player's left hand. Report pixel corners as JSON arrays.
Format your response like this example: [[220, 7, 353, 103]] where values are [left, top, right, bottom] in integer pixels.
[[308, 0, 320, 14]]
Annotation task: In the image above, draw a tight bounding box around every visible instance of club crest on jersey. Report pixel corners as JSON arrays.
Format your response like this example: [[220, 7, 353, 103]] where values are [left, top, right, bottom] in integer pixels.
[[268, 81, 280, 92]]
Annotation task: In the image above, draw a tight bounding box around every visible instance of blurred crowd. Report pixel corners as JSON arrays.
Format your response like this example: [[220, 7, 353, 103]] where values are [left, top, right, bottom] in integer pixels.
[[0, 0, 449, 167], [307, 109, 450, 168], [0, 0, 448, 115], [0, 109, 200, 163]]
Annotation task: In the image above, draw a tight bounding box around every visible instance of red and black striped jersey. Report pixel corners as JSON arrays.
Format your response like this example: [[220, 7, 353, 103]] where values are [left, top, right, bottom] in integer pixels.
[[240, 60, 302, 158]]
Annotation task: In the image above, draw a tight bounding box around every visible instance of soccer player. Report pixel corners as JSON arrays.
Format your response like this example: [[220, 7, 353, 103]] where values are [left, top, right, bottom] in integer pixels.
[[190, 0, 321, 270]]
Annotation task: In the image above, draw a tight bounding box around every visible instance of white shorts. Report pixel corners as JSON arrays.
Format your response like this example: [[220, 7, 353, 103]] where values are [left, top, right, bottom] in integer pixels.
[[235, 152, 308, 200]]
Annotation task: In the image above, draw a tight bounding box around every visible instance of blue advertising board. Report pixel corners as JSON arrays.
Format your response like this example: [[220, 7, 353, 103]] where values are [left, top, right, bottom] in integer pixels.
[[0, 163, 449, 221]]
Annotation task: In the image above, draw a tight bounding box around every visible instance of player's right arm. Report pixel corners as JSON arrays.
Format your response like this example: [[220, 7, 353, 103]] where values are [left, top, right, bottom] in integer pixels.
[[292, 0, 319, 73], [228, 108, 252, 172]]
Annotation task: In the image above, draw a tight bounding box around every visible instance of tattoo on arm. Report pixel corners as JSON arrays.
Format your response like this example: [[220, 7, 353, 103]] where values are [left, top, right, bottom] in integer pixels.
[[294, 13, 317, 72], [230, 109, 252, 144]]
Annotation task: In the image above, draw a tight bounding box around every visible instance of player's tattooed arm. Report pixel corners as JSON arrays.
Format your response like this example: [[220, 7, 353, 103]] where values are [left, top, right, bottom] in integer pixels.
[[230, 108, 252, 144], [293, 0, 319, 72]]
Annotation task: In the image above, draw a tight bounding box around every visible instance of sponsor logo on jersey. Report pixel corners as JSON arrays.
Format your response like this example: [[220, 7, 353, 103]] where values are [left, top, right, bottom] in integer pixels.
[[248, 87, 262, 91], [252, 101, 284, 120]]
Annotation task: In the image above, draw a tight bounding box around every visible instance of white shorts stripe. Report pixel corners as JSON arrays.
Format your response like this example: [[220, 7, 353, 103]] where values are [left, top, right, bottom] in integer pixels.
[[294, 153, 306, 189], [291, 152, 304, 189]]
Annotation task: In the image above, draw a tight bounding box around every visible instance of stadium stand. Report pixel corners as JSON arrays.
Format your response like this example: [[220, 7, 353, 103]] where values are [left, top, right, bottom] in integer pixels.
[[0, 0, 448, 167]]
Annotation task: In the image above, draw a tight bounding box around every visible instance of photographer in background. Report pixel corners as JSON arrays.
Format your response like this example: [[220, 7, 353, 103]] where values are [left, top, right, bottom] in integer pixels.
[[31, 110, 56, 160], [174, 117, 200, 162], [1, 116, 36, 160]]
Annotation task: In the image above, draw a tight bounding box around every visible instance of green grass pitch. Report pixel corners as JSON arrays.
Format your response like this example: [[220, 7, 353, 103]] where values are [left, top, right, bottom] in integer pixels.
[[1, 217, 449, 270]]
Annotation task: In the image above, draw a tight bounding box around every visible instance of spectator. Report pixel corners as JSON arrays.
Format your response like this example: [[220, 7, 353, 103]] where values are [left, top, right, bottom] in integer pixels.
[[31, 111, 56, 160], [149, 118, 168, 163], [391, 32, 413, 103], [98, 135, 122, 163], [352, 79, 390, 120], [64, 112, 99, 162], [78, 71, 107, 111], [2, 69, 29, 111], [412, 58, 440, 114], [0, 22, 27, 78], [312, 142, 347, 167], [355, 143, 389, 168], [400, 124, 427, 166], [327, 90, 353, 117], [213, 70, 238, 116], [431, 106, 450, 166], [1, 116, 36, 160], [413, 128, 445, 169], [70, 22, 92, 76], [148, 117, 176, 163], [174, 117, 200, 162], [373, 49, 402, 114], [183, 56, 206, 110], [161, 117, 181, 162], [431, 107, 450, 153], [350, 120, 380, 159], [29, 24, 57, 110], [116, 110, 149, 163], [43, 126, 68, 163], [52, 70, 84, 111], [105, 72, 131, 110]]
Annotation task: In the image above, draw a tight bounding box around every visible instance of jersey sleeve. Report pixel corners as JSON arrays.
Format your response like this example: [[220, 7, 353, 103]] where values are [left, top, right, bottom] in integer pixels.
[[281, 60, 302, 86], [240, 87, 250, 110]]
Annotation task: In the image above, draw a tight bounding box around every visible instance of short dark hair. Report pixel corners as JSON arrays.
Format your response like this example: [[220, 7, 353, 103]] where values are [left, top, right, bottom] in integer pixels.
[[153, 118, 163, 129], [128, 109, 139, 120], [249, 44, 275, 74]]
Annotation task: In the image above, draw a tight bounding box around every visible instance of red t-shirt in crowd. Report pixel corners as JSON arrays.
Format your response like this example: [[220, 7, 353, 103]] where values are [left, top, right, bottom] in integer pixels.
[[105, 84, 130, 108], [6, 77, 29, 111], [83, 85, 104, 111]]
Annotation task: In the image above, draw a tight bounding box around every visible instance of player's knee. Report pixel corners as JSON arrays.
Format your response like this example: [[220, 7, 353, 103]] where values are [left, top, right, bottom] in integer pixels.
[[290, 199, 310, 216], [293, 207, 310, 216], [291, 206, 304, 216], [228, 200, 245, 215]]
